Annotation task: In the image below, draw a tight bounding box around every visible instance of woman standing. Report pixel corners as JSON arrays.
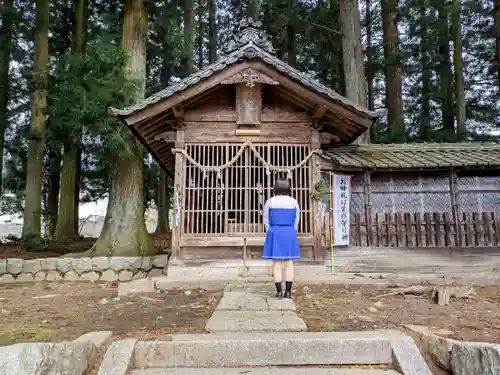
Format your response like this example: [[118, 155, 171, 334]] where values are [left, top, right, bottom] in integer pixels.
[[262, 179, 300, 298]]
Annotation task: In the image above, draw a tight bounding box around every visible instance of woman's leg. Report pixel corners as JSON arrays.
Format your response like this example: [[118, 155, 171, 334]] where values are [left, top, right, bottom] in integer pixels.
[[272, 260, 283, 297], [283, 260, 295, 298]]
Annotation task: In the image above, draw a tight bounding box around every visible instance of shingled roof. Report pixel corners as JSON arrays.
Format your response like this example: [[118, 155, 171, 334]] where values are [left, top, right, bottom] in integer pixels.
[[322, 143, 500, 170], [109, 19, 377, 120]]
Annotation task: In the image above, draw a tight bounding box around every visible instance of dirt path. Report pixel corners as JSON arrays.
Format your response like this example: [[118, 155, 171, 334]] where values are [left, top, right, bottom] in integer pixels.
[[0, 281, 221, 345], [295, 283, 500, 374]]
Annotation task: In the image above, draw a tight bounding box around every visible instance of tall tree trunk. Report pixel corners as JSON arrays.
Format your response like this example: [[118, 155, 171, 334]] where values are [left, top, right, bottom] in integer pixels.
[[381, 0, 405, 143], [437, 3, 455, 141], [184, 0, 194, 75], [54, 0, 86, 241], [339, 0, 370, 144], [46, 149, 60, 236], [286, 22, 296, 66], [91, 0, 154, 256], [197, 0, 204, 69], [452, 0, 466, 141], [156, 170, 170, 233], [208, 0, 217, 63], [494, 0, 500, 89], [22, 0, 50, 238], [419, 4, 431, 140], [156, 12, 172, 234], [365, 0, 374, 110], [0, 0, 14, 193], [248, 0, 259, 20]]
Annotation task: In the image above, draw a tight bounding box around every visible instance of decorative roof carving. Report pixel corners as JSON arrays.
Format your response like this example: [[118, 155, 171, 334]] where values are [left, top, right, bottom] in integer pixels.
[[224, 18, 275, 54], [221, 68, 279, 87]]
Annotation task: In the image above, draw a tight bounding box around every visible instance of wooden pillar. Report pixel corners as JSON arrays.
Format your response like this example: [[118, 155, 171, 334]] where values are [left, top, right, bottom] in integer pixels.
[[311, 130, 323, 260], [170, 129, 185, 261], [363, 169, 373, 246], [449, 169, 463, 247]]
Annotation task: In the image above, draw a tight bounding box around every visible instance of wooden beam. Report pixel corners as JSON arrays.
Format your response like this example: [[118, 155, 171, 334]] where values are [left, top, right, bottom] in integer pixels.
[[170, 130, 185, 261], [124, 62, 252, 125], [154, 131, 176, 142], [312, 106, 327, 129], [250, 61, 374, 128], [180, 235, 314, 248]]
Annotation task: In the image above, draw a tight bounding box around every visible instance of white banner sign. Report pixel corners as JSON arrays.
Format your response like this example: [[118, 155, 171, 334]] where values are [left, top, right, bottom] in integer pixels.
[[331, 173, 351, 246]]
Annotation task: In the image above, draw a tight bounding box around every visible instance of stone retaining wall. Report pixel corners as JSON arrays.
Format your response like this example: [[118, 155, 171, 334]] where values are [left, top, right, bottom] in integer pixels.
[[0, 255, 168, 283]]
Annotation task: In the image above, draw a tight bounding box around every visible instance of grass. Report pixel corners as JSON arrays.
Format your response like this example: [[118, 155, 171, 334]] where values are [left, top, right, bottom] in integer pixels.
[[0, 325, 54, 346]]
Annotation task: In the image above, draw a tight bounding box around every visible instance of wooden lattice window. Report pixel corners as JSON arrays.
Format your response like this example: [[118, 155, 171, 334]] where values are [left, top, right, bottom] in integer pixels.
[[182, 143, 312, 236]]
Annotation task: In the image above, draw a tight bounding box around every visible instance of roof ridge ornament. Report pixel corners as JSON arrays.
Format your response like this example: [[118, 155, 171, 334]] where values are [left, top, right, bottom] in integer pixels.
[[224, 17, 275, 54]]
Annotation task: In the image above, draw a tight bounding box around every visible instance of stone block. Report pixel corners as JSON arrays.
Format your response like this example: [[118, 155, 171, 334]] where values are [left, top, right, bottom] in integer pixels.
[[133, 331, 395, 368], [45, 271, 63, 281], [72, 257, 93, 274], [57, 258, 75, 273], [155, 278, 200, 290], [40, 257, 58, 271], [97, 339, 137, 375], [141, 257, 152, 271], [74, 331, 114, 347], [80, 271, 100, 282], [133, 270, 148, 280], [0, 259, 6, 274], [267, 297, 296, 311], [391, 336, 432, 375], [450, 341, 500, 375], [205, 310, 307, 332], [7, 258, 23, 274], [0, 274, 15, 283], [118, 270, 134, 282], [118, 279, 156, 296], [152, 254, 168, 268], [34, 271, 47, 281], [110, 257, 142, 271], [92, 257, 110, 271], [101, 269, 118, 282], [148, 268, 163, 278], [23, 259, 42, 274], [199, 279, 228, 290], [217, 293, 268, 311], [0, 341, 95, 375], [17, 273, 34, 282], [129, 369, 401, 375], [64, 270, 80, 281]]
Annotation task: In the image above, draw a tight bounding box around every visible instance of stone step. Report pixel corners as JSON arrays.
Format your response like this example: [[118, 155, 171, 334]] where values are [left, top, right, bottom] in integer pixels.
[[132, 332, 400, 368], [129, 368, 401, 375]]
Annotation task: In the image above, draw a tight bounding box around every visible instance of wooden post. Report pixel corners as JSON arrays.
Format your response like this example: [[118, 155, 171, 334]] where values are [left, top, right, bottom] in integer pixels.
[[448, 169, 463, 248], [170, 129, 185, 261], [363, 169, 373, 246], [311, 130, 323, 260]]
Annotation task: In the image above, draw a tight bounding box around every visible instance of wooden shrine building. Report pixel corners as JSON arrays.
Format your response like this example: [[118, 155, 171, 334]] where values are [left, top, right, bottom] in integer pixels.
[[111, 19, 500, 261]]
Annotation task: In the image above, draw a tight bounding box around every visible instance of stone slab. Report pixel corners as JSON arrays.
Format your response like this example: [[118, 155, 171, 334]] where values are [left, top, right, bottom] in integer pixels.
[[133, 331, 397, 368], [98, 339, 137, 375], [0, 341, 95, 375], [205, 310, 307, 332], [74, 331, 114, 347], [217, 293, 269, 311], [391, 337, 432, 375], [450, 341, 500, 375], [128, 369, 401, 375]]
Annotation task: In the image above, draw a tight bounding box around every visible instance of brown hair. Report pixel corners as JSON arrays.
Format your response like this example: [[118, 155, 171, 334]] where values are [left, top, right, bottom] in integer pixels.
[[273, 179, 291, 196]]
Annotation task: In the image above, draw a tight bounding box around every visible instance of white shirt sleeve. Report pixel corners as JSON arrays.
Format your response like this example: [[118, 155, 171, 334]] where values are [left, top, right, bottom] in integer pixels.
[[263, 199, 271, 231], [294, 199, 300, 231]]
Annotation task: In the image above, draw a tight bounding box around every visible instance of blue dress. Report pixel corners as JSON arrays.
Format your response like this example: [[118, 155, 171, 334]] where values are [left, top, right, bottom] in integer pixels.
[[262, 196, 301, 260]]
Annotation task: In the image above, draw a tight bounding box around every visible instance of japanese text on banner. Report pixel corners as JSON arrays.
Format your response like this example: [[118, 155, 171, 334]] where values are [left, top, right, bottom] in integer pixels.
[[331, 173, 351, 246]]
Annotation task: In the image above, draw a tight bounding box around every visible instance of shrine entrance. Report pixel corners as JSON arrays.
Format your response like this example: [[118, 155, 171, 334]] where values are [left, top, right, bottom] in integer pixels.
[[182, 143, 313, 237]]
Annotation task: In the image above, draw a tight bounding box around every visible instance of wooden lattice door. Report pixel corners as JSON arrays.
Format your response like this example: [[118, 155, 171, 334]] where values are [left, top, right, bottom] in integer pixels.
[[182, 143, 312, 236]]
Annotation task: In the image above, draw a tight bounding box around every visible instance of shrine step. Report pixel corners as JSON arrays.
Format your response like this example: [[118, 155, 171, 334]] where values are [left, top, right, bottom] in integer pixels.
[[128, 368, 401, 375]]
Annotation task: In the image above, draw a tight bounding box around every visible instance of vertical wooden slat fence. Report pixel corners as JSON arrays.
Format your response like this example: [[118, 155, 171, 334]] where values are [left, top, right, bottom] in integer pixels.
[[348, 212, 500, 247]]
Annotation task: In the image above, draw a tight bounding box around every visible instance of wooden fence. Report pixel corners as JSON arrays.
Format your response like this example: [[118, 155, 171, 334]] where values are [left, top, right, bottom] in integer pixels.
[[346, 212, 500, 248]]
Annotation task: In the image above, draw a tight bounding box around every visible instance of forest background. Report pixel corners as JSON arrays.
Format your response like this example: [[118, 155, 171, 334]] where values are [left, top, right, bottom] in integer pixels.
[[0, 0, 498, 255]]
